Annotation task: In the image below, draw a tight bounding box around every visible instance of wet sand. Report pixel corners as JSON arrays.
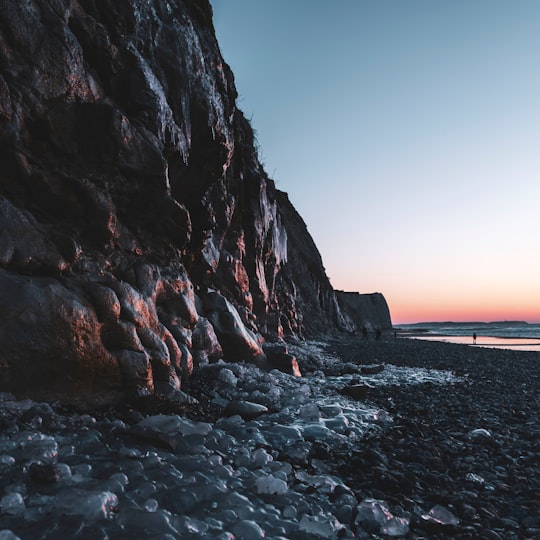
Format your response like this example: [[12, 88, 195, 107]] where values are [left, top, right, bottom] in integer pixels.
[[404, 333, 540, 352]]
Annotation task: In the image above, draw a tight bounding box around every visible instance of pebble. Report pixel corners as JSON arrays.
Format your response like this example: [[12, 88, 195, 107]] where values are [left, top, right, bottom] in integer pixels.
[[0, 337, 538, 539]]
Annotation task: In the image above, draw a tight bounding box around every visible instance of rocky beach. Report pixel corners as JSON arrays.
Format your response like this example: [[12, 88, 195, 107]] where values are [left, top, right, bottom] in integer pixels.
[[1, 336, 538, 539], [1, 2, 538, 538]]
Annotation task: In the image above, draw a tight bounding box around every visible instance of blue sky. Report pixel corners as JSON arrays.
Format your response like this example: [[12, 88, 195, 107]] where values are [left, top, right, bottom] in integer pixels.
[[210, 1, 540, 323]]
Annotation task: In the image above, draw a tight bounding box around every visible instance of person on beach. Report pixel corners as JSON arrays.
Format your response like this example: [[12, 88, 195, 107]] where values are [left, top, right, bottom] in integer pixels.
[[473, 332, 477, 344], [375, 327, 381, 341], [362, 327, 368, 340]]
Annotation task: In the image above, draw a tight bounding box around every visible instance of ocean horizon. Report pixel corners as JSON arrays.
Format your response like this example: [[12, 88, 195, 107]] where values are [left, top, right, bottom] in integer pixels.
[[396, 321, 540, 351]]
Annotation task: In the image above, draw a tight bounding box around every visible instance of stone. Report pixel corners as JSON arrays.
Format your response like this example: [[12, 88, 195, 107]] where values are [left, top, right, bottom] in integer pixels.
[[0, 531, 21, 540], [261, 342, 302, 377], [360, 364, 385, 375], [255, 475, 288, 495], [192, 317, 223, 363], [28, 462, 61, 484], [204, 292, 265, 362], [422, 504, 460, 526], [225, 401, 268, 420], [0, 493, 25, 516], [232, 520, 265, 539], [341, 384, 375, 400], [298, 514, 343, 538]]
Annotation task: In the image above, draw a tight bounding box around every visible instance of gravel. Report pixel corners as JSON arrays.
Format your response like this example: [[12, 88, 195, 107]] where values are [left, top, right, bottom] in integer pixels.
[[0, 335, 538, 539]]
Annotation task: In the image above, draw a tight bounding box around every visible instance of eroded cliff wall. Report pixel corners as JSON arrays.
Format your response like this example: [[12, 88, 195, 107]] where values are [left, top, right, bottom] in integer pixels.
[[0, 0, 352, 404], [336, 292, 393, 332]]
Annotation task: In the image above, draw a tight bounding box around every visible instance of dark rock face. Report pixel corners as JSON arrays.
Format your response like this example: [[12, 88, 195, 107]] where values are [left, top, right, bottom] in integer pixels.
[[336, 292, 393, 332], [0, 0, 359, 405]]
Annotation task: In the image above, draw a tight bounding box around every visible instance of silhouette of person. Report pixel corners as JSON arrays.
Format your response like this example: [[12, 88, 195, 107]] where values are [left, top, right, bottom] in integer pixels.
[[375, 327, 381, 341], [473, 332, 477, 344], [362, 327, 368, 340]]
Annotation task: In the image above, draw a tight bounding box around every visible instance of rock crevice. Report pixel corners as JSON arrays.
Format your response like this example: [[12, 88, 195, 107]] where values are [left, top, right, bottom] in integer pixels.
[[0, 0, 390, 404]]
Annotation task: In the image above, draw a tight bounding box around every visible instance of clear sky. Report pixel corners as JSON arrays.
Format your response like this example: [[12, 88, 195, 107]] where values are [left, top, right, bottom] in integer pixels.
[[210, 0, 540, 324]]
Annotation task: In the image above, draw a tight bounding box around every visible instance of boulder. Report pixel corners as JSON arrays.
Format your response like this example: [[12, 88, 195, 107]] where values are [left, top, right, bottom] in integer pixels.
[[0, 269, 122, 405], [341, 384, 375, 401], [261, 342, 302, 377], [204, 292, 265, 363]]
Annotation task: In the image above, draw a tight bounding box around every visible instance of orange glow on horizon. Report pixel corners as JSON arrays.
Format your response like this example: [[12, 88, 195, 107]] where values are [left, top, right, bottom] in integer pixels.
[[329, 262, 540, 326], [390, 302, 540, 325], [347, 285, 540, 326]]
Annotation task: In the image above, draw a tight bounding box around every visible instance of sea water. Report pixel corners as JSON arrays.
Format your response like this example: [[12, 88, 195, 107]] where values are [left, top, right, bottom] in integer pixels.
[[397, 321, 540, 351]]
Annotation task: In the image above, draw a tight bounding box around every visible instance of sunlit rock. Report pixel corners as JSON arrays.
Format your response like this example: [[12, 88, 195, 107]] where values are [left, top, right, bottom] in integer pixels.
[[0, 0, 387, 404], [261, 342, 301, 376], [204, 292, 265, 362]]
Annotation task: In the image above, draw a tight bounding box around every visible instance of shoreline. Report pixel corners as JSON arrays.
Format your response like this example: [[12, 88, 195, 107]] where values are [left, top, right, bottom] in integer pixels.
[[400, 333, 540, 352], [0, 336, 538, 539], [324, 335, 539, 538]]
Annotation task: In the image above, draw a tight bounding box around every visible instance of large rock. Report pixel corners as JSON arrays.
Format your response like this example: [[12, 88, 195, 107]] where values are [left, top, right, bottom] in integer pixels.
[[0, 0, 383, 404], [203, 291, 264, 363], [0, 268, 122, 405]]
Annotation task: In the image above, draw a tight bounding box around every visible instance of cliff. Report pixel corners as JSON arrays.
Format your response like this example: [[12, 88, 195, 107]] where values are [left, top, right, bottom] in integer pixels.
[[0, 0, 362, 405], [336, 292, 393, 332]]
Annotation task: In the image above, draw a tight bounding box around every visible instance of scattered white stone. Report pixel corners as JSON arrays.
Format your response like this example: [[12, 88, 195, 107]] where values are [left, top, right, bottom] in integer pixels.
[[109, 472, 129, 487], [299, 402, 320, 420], [283, 505, 297, 519], [144, 498, 159, 512], [0, 531, 21, 540], [18, 434, 58, 463], [137, 414, 213, 436], [232, 519, 265, 539], [298, 514, 343, 539], [0, 455, 15, 466], [301, 423, 333, 441], [219, 368, 238, 387], [465, 472, 485, 485], [355, 498, 393, 527], [467, 428, 492, 439], [255, 474, 288, 495], [118, 508, 180, 536], [381, 516, 410, 537], [266, 424, 303, 445], [252, 447, 273, 467], [373, 409, 392, 423], [55, 490, 119, 520], [225, 401, 268, 419], [0, 493, 25, 516], [422, 504, 460, 526], [71, 463, 93, 481]]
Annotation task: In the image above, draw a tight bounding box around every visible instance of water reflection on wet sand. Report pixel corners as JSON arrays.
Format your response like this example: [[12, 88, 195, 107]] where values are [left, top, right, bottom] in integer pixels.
[[406, 334, 540, 351]]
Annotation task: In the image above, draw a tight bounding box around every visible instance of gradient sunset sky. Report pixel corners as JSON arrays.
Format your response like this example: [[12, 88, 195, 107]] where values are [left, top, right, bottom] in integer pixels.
[[210, 1, 540, 324]]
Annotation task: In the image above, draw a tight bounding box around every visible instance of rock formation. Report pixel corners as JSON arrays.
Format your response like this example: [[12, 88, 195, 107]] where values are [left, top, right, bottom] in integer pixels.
[[0, 0, 388, 405], [335, 292, 393, 332]]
